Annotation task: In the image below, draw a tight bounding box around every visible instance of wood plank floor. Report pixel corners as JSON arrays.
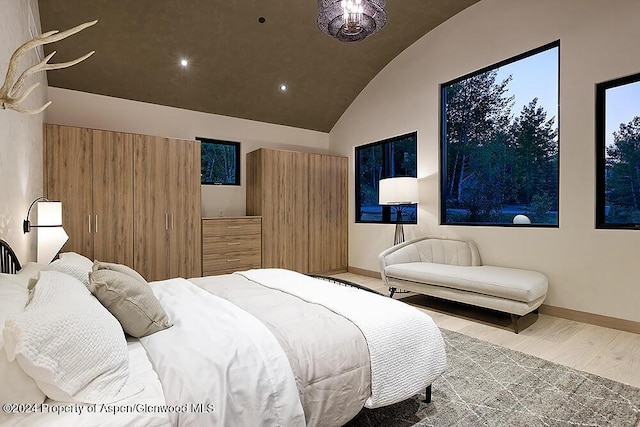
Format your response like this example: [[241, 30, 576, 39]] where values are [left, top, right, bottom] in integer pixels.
[[334, 272, 640, 397]]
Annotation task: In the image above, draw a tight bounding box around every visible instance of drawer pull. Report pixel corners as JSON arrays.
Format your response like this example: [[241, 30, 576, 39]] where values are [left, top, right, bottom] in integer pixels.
[[226, 226, 242, 229], [226, 259, 241, 262], [226, 242, 242, 246]]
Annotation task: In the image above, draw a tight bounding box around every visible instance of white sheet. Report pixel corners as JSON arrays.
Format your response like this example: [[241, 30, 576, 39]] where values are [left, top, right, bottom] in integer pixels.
[[139, 278, 305, 427], [237, 269, 448, 408], [0, 339, 170, 427]]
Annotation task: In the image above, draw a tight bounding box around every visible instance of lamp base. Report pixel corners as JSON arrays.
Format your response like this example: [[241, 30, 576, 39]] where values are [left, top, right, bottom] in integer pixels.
[[393, 223, 404, 246]]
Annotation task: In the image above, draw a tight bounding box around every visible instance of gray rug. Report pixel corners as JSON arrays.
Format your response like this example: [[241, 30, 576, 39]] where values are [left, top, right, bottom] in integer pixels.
[[346, 329, 640, 426]]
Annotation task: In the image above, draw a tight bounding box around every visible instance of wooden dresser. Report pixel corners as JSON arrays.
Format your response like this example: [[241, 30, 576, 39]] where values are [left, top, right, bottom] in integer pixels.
[[202, 217, 262, 276]]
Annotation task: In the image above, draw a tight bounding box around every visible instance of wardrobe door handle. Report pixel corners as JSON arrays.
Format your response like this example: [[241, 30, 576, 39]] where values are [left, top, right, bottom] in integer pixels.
[[95, 215, 98, 234], [165, 213, 168, 230], [171, 213, 174, 230], [88, 214, 92, 233]]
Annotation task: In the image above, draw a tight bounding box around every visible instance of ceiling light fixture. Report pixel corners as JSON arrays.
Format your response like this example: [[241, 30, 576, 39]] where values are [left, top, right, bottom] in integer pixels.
[[180, 59, 189, 67], [280, 84, 287, 92], [317, 0, 386, 42]]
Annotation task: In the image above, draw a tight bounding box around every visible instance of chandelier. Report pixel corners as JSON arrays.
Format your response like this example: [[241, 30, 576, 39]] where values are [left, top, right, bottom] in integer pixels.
[[317, 0, 387, 42]]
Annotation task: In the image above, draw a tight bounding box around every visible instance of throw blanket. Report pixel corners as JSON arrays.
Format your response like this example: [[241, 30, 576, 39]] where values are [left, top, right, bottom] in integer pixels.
[[237, 269, 447, 408], [140, 278, 305, 427]]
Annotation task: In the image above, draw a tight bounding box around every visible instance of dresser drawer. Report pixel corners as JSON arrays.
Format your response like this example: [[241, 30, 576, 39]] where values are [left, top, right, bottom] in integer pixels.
[[202, 234, 261, 254], [202, 253, 261, 276], [203, 218, 261, 237]]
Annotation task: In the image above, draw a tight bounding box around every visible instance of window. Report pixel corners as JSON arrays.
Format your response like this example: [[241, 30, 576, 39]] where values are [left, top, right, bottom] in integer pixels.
[[596, 72, 640, 230], [441, 41, 559, 226], [198, 137, 240, 186], [355, 132, 417, 223]]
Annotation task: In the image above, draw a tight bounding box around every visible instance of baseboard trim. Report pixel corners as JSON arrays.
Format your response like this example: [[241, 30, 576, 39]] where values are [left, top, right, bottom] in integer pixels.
[[348, 266, 640, 334], [539, 304, 640, 334], [347, 266, 380, 279]]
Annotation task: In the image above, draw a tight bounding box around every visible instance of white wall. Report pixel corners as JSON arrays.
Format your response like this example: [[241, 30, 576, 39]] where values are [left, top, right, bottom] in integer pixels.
[[45, 88, 330, 217], [330, 0, 640, 322], [0, 0, 47, 262]]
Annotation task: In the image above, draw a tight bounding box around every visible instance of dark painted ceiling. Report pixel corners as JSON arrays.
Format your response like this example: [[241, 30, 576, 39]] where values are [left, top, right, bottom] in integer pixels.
[[38, 0, 479, 132]]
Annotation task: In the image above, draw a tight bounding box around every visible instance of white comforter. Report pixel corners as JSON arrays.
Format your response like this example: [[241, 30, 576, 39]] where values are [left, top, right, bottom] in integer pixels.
[[237, 269, 447, 408], [139, 278, 305, 427]]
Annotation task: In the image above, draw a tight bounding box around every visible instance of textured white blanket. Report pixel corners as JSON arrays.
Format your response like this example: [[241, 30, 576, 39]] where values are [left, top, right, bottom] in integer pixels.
[[237, 269, 447, 408]]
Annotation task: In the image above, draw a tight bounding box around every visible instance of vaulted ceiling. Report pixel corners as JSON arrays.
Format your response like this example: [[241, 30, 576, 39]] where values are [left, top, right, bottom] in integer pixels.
[[38, 0, 479, 132]]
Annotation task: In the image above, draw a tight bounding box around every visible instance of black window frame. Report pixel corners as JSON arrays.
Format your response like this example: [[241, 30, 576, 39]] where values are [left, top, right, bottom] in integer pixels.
[[440, 40, 560, 227], [355, 132, 418, 224], [197, 137, 241, 186], [595, 71, 640, 230]]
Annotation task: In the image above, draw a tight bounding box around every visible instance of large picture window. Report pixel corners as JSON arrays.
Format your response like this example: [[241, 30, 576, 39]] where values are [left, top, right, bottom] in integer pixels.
[[441, 41, 559, 226], [355, 132, 417, 223], [198, 137, 240, 186], [596, 72, 640, 229]]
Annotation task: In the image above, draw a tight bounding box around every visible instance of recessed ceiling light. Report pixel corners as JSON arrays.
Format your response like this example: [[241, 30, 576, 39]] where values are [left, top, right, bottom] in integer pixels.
[[280, 84, 287, 91], [180, 59, 189, 67]]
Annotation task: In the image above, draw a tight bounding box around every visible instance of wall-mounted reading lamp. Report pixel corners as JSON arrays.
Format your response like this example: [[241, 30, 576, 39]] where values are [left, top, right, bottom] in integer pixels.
[[23, 197, 69, 263]]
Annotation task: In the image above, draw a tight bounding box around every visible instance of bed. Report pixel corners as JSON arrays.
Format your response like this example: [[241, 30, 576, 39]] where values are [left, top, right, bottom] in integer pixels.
[[0, 239, 447, 426]]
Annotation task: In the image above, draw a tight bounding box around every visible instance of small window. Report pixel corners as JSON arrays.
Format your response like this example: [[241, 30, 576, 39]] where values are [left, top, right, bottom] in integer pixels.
[[198, 138, 240, 186], [596, 72, 640, 230], [441, 41, 559, 226], [355, 132, 417, 224]]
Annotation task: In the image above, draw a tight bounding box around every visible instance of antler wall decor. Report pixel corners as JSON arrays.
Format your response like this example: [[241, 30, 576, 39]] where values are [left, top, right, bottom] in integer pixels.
[[0, 19, 97, 114]]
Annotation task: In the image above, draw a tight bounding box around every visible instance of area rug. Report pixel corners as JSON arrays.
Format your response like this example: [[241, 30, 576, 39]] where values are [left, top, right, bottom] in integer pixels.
[[346, 329, 640, 427]]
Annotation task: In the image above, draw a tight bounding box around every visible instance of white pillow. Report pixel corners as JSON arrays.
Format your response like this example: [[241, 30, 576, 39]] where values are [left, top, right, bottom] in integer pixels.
[[0, 276, 45, 405], [3, 271, 135, 403], [44, 259, 90, 287], [58, 252, 94, 273], [0, 262, 45, 288]]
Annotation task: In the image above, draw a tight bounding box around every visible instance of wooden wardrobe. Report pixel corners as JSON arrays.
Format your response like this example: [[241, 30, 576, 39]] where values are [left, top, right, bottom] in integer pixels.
[[246, 148, 347, 274], [44, 124, 201, 281]]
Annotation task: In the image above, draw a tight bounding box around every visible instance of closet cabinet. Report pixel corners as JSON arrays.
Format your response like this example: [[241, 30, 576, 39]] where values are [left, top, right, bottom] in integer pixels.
[[44, 125, 134, 266], [308, 154, 348, 274], [246, 148, 347, 274], [133, 135, 202, 281], [44, 124, 201, 281], [246, 148, 309, 272]]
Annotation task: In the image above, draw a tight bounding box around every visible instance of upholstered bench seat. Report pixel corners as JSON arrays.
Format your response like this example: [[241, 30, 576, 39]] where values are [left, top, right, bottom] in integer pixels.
[[379, 236, 549, 333]]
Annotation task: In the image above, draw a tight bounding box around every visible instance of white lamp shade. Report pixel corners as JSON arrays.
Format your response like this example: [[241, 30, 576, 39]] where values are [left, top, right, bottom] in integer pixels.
[[36, 201, 63, 226], [379, 177, 419, 205], [37, 227, 69, 263]]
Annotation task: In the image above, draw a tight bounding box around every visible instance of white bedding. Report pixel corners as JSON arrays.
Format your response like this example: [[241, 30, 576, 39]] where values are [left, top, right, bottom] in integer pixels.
[[0, 339, 170, 427], [238, 268, 448, 408], [139, 278, 306, 427]]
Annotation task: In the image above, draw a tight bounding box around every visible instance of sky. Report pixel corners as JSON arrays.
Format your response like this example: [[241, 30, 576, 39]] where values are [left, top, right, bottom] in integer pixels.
[[494, 47, 559, 130], [605, 80, 640, 147], [492, 45, 639, 149]]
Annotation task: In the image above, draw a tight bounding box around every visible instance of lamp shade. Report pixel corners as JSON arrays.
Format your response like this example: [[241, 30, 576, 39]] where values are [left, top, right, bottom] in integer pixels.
[[36, 201, 63, 226], [379, 177, 419, 205], [37, 227, 69, 264]]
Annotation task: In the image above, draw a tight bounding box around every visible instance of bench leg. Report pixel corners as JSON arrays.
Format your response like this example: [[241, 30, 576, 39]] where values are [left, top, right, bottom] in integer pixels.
[[511, 314, 520, 334], [423, 385, 432, 403], [389, 287, 396, 298]]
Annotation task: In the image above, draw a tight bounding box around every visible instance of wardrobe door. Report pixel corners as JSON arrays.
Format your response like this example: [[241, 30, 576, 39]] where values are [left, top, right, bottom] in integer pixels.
[[167, 138, 202, 279], [287, 150, 309, 273], [91, 130, 135, 266], [308, 154, 347, 273], [253, 149, 287, 269], [44, 124, 93, 258], [133, 134, 170, 281]]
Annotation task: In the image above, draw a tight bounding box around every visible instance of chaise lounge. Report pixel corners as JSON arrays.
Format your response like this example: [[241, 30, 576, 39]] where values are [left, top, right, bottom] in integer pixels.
[[379, 236, 548, 333]]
